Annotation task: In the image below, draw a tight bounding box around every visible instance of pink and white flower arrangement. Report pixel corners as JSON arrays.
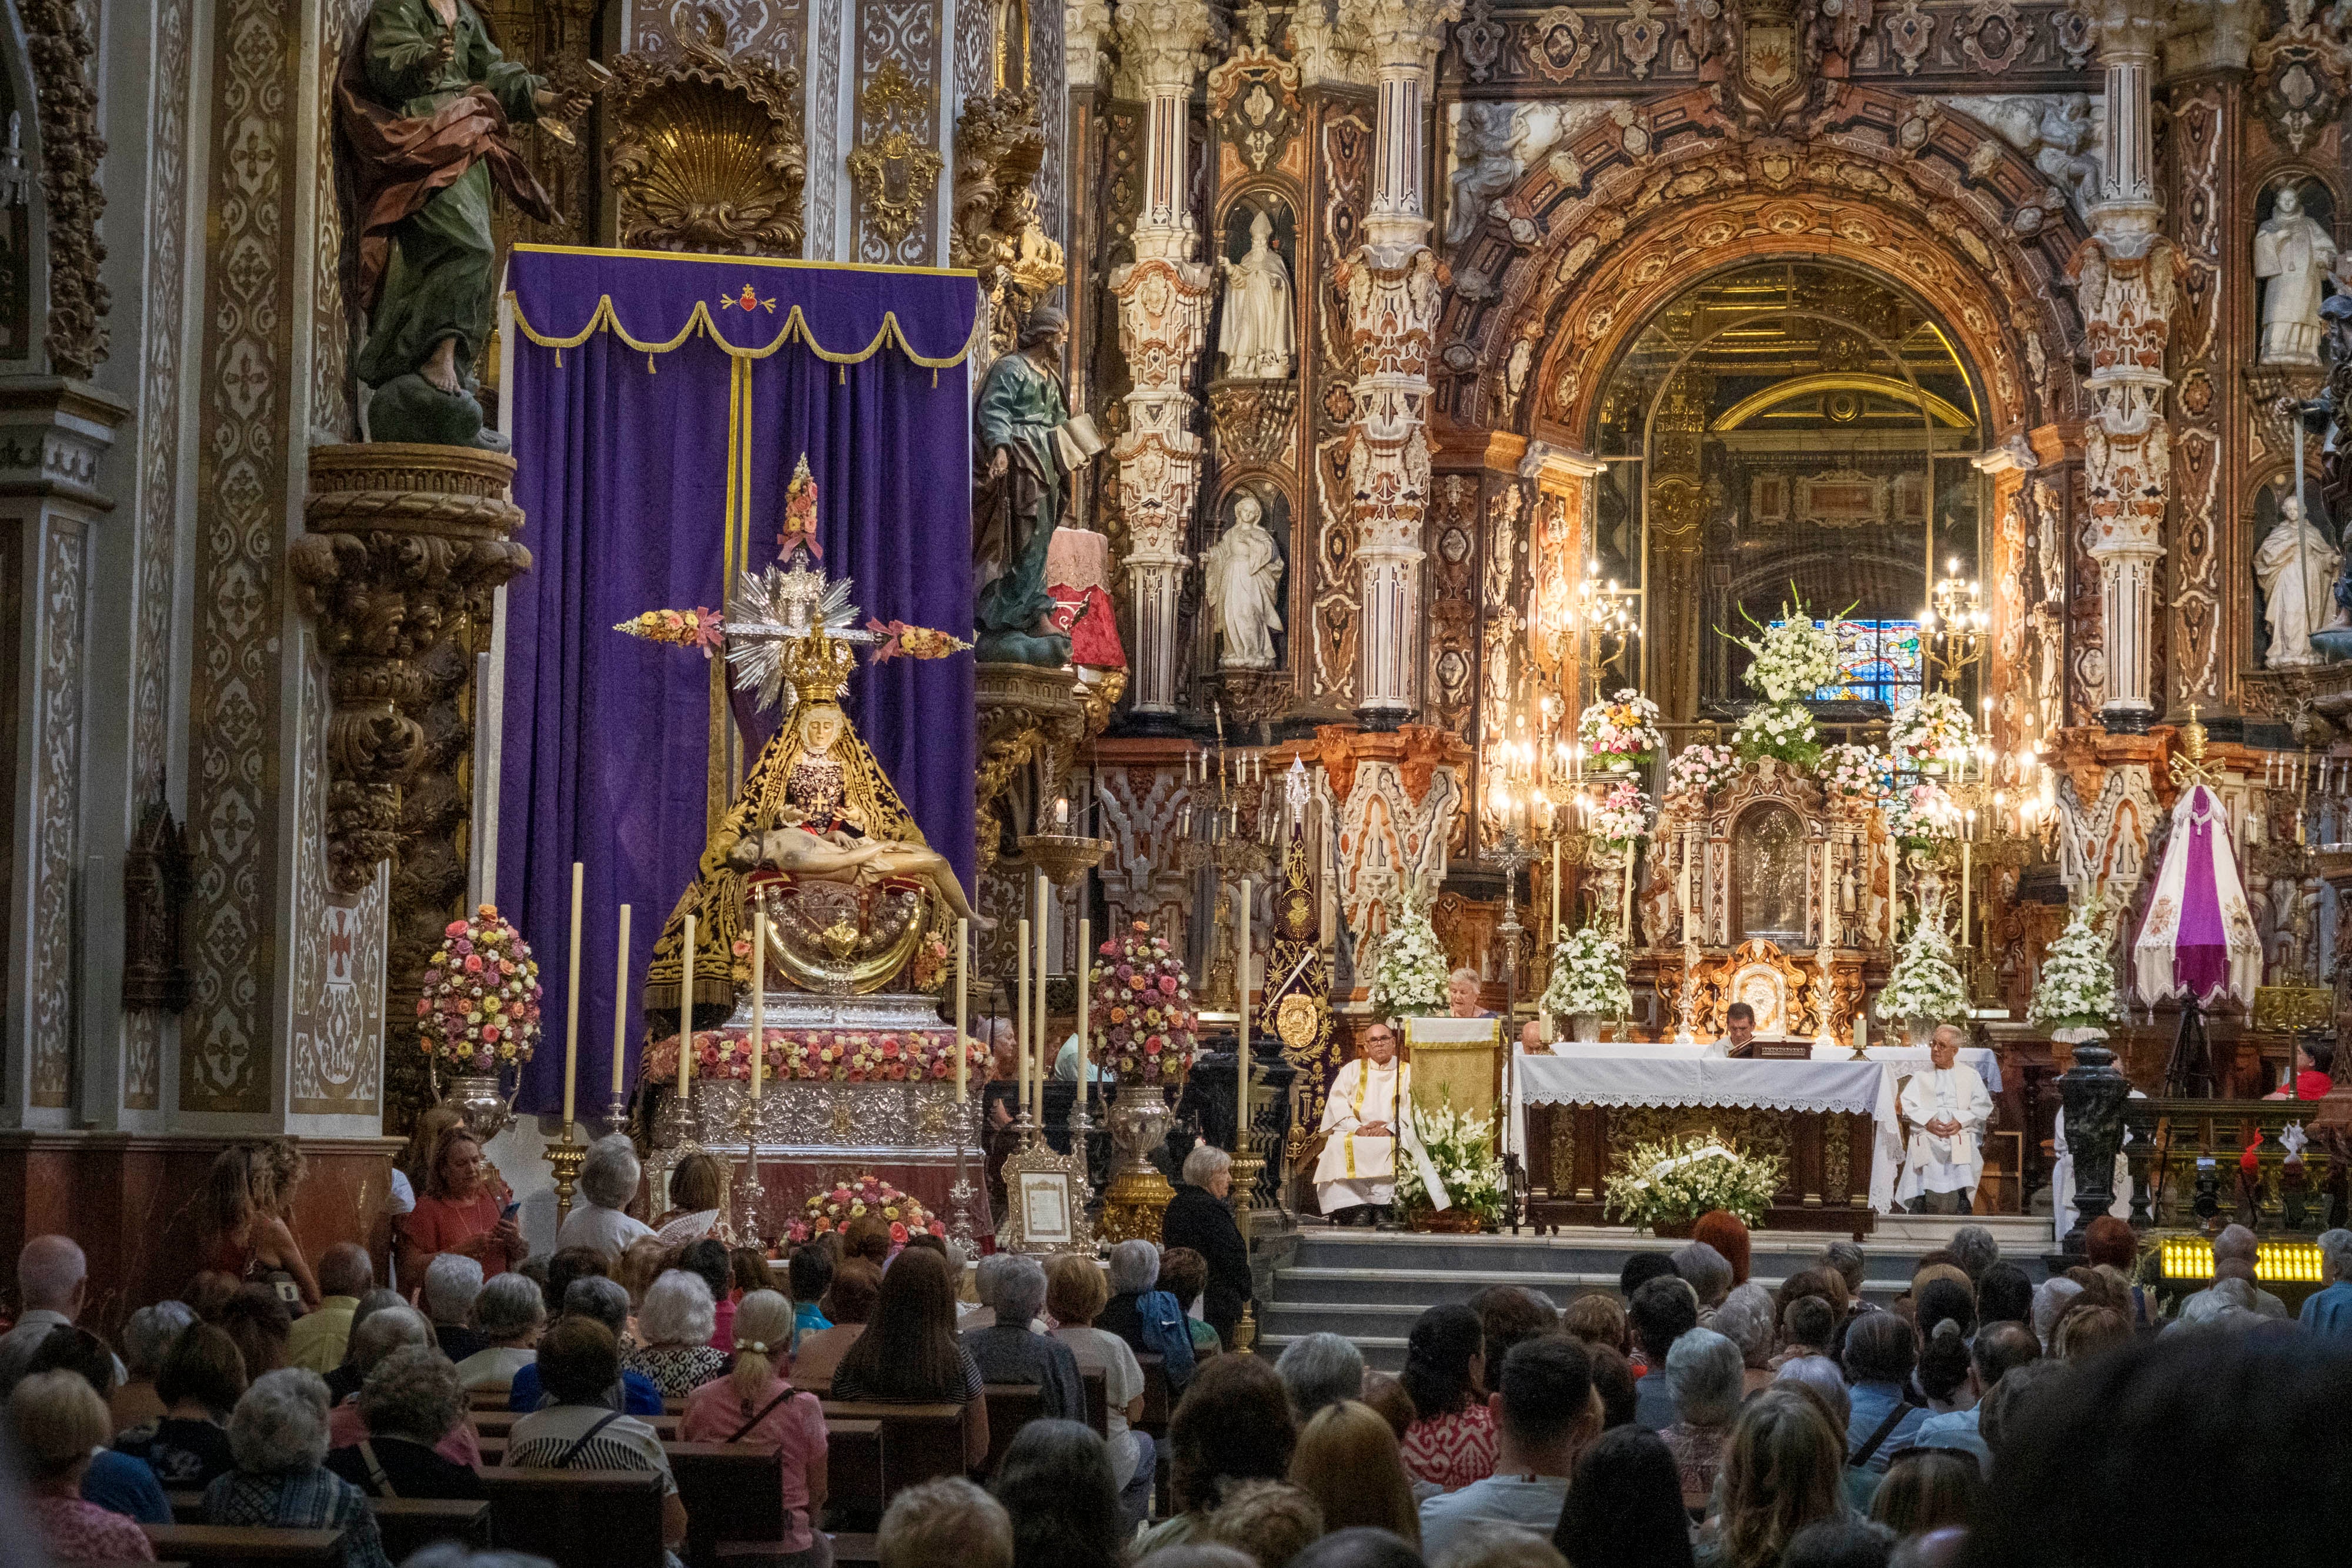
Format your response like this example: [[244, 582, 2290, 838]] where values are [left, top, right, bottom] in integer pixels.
[[1091, 920, 1198, 1085], [417, 905, 544, 1073], [642, 1027, 987, 1085], [784, 1174, 944, 1245], [1589, 780, 1653, 846], [1882, 780, 1959, 845], [1578, 689, 1663, 770], [1889, 691, 1973, 769], [1664, 744, 1740, 803], [1818, 743, 1892, 804]]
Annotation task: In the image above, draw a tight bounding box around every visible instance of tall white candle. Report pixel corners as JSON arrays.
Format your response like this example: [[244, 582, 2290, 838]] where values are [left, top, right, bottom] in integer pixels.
[[609, 904, 632, 1102], [1017, 917, 1031, 1116], [562, 862, 584, 1129], [750, 904, 766, 1099], [679, 913, 697, 1099], [1239, 878, 1252, 1152], [1034, 872, 1050, 1121], [954, 917, 970, 1104], [1076, 917, 1091, 1091]]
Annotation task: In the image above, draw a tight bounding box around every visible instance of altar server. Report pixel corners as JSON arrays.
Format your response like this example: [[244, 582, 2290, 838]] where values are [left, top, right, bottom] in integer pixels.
[[1315, 1022, 1409, 1225], [1897, 1025, 1993, 1214]]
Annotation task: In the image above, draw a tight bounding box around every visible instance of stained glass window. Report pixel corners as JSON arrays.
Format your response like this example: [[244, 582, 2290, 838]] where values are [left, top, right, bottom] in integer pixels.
[[1810, 619, 1923, 706]]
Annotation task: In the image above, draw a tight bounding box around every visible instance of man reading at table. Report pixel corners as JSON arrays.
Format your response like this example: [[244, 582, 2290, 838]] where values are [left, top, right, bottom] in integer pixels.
[[1897, 1024, 1993, 1215], [1316, 1022, 1406, 1226]]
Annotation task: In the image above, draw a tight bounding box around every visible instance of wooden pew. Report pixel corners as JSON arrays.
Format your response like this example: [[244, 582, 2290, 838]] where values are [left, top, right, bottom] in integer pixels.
[[1081, 1366, 1108, 1439], [669, 1442, 787, 1568], [477, 1465, 668, 1568], [139, 1524, 343, 1566], [981, 1383, 1044, 1477], [1136, 1353, 1172, 1439], [823, 1416, 885, 1532], [473, 1410, 680, 1442], [819, 1400, 965, 1499], [372, 1497, 493, 1559]]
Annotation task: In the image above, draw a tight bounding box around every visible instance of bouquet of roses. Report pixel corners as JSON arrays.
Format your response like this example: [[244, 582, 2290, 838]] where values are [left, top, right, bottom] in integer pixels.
[[1818, 742, 1891, 804], [1733, 701, 1821, 769], [1728, 593, 1843, 702], [1091, 921, 1198, 1085], [1889, 690, 1973, 768], [2027, 895, 2124, 1036], [1588, 779, 1652, 847], [643, 1027, 987, 1084], [1883, 780, 1958, 845], [1876, 912, 1969, 1025], [784, 1174, 945, 1245], [1369, 894, 1450, 1019], [417, 906, 543, 1073], [1664, 744, 1740, 804], [1578, 689, 1663, 770], [1541, 924, 1633, 1018]]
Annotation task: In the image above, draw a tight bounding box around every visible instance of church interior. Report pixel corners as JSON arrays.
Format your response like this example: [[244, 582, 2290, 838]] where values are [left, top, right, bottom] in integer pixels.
[[7, 0, 2352, 1552]]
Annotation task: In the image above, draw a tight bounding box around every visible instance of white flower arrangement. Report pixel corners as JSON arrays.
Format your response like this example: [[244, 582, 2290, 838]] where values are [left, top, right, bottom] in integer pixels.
[[1729, 595, 1844, 702], [1665, 743, 1741, 803], [1875, 911, 1969, 1025], [1882, 780, 1959, 845], [2027, 896, 2124, 1034], [1398, 1100, 1507, 1226], [1578, 689, 1663, 769], [1889, 691, 1973, 768], [1733, 701, 1821, 768], [1588, 779, 1653, 847], [1368, 896, 1449, 1019], [1818, 742, 1891, 804], [1604, 1134, 1783, 1231], [1542, 924, 1633, 1019]]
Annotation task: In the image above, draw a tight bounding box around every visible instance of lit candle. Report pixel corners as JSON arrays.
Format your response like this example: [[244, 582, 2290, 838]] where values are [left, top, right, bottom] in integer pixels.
[[954, 917, 970, 1104], [562, 861, 584, 1130], [1076, 917, 1091, 1091], [1550, 838, 1562, 938], [609, 903, 633, 1105], [1034, 872, 1050, 1121], [1622, 842, 1635, 941], [1959, 837, 1973, 961], [750, 900, 766, 1099], [1054, 796, 1070, 831], [1017, 916, 1031, 1116], [679, 913, 696, 1099]]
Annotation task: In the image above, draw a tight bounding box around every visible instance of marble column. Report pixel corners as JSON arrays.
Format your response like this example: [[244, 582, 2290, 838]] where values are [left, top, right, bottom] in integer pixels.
[[2077, 0, 2174, 733], [1107, 0, 1216, 721], [1341, 0, 1462, 726]]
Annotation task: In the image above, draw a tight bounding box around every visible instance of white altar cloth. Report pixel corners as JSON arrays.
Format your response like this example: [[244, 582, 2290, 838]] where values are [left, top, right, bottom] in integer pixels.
[[1516, 1050, 1910, 1213], [1806, 1044, 2003, 1094]]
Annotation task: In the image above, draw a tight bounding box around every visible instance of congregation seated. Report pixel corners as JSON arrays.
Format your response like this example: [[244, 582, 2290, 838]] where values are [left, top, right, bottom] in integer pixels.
[[791, 1258, 880, 1390], [1552, 1425, 1692, 1568], [1135, 1353, 1296, 1554], [1628, 1279, 1700, 1431], [961, 1255, 1084, 1419], [1868, 1449, 1982, 1543], [114, 1301, 196, 1431], [1698, 1386, 1847, 1568], [676, 1238, 741, 1350], [425, 1255, 489, 1363], [506, 1316, 689, 1551], [1095, 1238, 1198, 1394], [25, 1324, 172, 1522], [204, 1367, 394, 1568], [1670, 1245, 1735, 1318], [828, 1246, 990, 1470], [1157, 1246, 1228, 1359], [679, 1289, 828, 1563], [1841, 1314, 1927, 1475], [533, 1243, 619, 1327], [878, 1475, 1014, 1568], [1468, 1286, 1563, 1374], [626, 1269, 731, 1397], [113, 1322, 247, 1490], [2177, 1224, 2290, 1321], [13, 1369, 159, 1563], [0, 1237, 123, 1397], [993, 1419, 1128, 1568], [1275, 1332, 1366, 1422], [787, 1243, 837, 1348], [556, 1134, 657, 1256], [1418, 1337, 1598, 1560], [1908, 1322, 2040, 1467], [326, 1306, 482, 1468], [215, 1283, 295, 1380], [453, 1272, 547, 1391], [288, 1245, 375, 1375], [1397, 1303, 1496, 1491], [325, 1345, 485, 1500], [1560, 1293, 1629, 1358], [511, 1275, 664, 1415], [1206, 1476, 1326, 1568], [1289, 1400, 1422, 1543], [325, 1290, 407, 1403], [652, 1152, 728, 1236], [1045, 1252, 1155, 1530], [2303, 1228, 2352, 1338], [1658, 1329, 1741, 1507], [1709, 1285, 1776, 1398]]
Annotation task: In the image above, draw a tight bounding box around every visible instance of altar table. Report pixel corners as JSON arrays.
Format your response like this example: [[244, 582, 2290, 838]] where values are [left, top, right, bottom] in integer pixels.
[[1515, 1050, 1912, 1233]]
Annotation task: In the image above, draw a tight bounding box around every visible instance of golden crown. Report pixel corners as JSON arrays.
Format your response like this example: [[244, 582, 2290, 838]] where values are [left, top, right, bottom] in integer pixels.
[[784, 623, 857, 702]]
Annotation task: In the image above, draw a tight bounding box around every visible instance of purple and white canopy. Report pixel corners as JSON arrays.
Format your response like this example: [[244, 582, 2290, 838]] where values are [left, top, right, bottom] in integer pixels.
[[2132, 783, 2263, 1008]]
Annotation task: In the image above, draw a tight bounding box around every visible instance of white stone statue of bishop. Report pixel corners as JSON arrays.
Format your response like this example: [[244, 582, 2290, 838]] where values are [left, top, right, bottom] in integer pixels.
[[2254, 494, 2342, 668], [1218, 209, 1294, 380], [2256, 185, 2338, 366], [1204, 493, 1285, 669]]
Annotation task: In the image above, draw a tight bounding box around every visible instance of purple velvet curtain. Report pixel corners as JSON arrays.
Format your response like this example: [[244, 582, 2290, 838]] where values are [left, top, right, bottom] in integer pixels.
[[497, 247, 977, 1115]]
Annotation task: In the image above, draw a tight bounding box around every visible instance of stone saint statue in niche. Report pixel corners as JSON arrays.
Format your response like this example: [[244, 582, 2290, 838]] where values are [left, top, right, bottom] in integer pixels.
[[2256, 185, 2338, 367], [1204, 493, 1285, 670], [1218, 209, 1295, 379], [2254, 494, 2344, 668], [336, 0, 589, 447]]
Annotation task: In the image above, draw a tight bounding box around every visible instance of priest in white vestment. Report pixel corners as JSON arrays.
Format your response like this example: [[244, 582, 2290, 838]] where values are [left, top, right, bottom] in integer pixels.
[[1897, 1025, 1994, 1215], [1315, 1021, 1407, 1223]]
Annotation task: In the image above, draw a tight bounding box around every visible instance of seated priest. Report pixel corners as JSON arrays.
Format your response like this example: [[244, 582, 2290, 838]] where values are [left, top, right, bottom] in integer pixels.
[[1897, 1025, 1994, 1215], [1315, 1021, 1406, 1226]]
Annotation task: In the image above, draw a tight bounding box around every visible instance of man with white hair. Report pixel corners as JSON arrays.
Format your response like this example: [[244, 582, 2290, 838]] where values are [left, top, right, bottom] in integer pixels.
[[1275, 1331, 1365, 1419], [1897, 1024, 1993, 1215], [422, 1253, 488, 1362], [554, 1134, 655, 1257], [0, 1236, 121, 1395], [2301, 1228, 2352, 1337], [958, 1256, 1084, 1418], [2177, 1224, 2288, 1322]]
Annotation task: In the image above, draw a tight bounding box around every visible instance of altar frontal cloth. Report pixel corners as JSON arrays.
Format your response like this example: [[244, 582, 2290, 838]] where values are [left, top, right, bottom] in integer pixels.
[[496, 244, 980, 1115]]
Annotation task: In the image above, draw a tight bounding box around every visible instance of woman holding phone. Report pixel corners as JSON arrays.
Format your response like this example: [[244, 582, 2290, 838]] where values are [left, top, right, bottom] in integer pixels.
[[396, 1125, 526, 1284]]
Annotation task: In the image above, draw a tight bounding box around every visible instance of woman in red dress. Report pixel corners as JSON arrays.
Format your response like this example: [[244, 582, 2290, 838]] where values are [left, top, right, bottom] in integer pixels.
[[198, 1142, 322, 1310], [396, 1126, 524, 1286]]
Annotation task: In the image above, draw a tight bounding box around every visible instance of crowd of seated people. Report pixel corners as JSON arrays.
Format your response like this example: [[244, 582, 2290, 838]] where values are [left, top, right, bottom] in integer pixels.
[[12, 1134, 2352, 1568]]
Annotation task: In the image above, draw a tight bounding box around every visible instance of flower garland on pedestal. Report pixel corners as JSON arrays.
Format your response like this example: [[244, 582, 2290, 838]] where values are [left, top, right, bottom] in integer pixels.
[[1665, 744, 1740, 805], [1397, 1102, 1507, 1230], [1604, 1135, 1783, 1232], [1818, 743, 1892, 806], [1589, 780, 1653, 848], [418, 905, 544, 1075], [1889, 691, 1974, 771], [1578, 689, 1663, 771], [643, 1028, 987, 1084], [1875, 912, 1968, 1034], [1541, 924, 1633, 1024], [783, 1174, 945, 1245], [1883, 780, 1959, 849], [1090, 921, 1198, 1086], [1369, 892, 1449, 1020], [1733, 701, 1822, 769], [2027, 897, 2124, 1042]]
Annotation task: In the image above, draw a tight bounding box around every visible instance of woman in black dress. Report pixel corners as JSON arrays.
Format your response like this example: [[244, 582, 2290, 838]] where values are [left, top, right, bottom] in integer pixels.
[[1160, 1144, 1251, 1349]]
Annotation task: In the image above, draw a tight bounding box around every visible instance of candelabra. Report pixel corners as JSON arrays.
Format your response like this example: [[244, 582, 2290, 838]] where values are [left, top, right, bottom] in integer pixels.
[[732, 1091, 767, 1246], [1542, 563, 1643, 715], [1922, 556, 1988, 688], [1018, 828, 1111, 1182]]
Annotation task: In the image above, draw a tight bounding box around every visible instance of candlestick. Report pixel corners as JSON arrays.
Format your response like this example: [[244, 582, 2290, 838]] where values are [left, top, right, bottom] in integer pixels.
[[562, 861, 584, 1131], [750, 902, 766, 1099], [1239, 876, 1252, 1149], [1621, 842, 1635, 942], [609, 904, 632, 1104], [1959, 838, 1973, 970], [954, 917, 970, 1102], [678, 913, 697, 1099], [1034, 871, 1050, 1124], [1550, 838, 1561, 940], [1076, 917, 1091, 1088], [1017, 915, 1031, 1128]]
